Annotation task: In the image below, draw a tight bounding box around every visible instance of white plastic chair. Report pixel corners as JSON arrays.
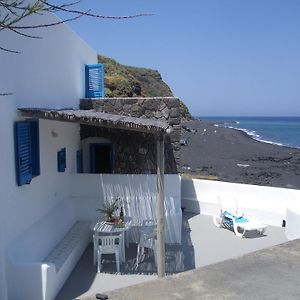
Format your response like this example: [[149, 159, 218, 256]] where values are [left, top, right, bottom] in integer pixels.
[[94, 233, 125, 265], [96, 234, 122, 273], [136, 220, 157, 267]]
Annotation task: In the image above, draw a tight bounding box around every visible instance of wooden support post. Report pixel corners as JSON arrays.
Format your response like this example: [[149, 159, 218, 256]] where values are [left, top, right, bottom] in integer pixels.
[[156, 136, 165, 278]]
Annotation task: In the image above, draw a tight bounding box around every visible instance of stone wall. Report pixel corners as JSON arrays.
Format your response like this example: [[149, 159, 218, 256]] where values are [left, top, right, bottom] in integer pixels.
[[80, 97, 181, 174]]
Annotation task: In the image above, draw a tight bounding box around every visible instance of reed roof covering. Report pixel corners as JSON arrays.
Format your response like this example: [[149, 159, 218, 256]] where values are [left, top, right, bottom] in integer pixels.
[[18, 108, 170, 135]]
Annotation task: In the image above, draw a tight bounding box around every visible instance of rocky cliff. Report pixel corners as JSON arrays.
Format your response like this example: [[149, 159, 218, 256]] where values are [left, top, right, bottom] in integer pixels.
[[98, 55, 192, 120]]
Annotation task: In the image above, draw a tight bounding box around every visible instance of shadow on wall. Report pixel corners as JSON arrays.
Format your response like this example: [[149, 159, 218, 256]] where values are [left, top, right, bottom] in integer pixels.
[[181, 178, 201, 214]]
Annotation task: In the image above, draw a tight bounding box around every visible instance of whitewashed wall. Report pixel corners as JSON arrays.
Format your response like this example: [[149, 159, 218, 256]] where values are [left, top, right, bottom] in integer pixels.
[[286, 203, 300, 240], [0, 97, 16, 300], [0, 8, 97, 299], [4, 120, 81, 299], [70, 174, 182, 243], [181, 178, 300, 228], [0, 13, 96, 108]]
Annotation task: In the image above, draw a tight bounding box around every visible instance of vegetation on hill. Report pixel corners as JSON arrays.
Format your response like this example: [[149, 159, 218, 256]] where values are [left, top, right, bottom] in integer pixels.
[[98, 55, 192, 120]]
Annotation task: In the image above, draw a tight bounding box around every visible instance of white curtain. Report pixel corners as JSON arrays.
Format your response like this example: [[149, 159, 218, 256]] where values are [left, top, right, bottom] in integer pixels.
[[99, 174, 182, 244]]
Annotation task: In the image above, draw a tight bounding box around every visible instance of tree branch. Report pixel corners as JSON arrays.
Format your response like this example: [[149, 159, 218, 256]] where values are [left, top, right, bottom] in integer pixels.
[[0, 92, 14, 96], [40, 0, 153, 19], [8, 26, 41, 38], [0, 0, 153, 53], [9, 13, 83, 29], [0, 45, 20, 53]]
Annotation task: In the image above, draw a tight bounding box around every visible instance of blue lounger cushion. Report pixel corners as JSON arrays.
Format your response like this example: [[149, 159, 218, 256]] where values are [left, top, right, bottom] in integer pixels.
[[222, 211, 249, 223]]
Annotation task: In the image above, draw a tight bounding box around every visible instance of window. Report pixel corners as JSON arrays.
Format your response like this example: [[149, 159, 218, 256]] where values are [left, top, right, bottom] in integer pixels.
[[15, 120, 40, 186], [57, 148, 66, 172], [85, 64, 104, 98]]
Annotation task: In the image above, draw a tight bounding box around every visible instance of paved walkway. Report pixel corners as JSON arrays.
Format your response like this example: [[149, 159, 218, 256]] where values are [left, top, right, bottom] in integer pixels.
[[83, 239, 300, 300]]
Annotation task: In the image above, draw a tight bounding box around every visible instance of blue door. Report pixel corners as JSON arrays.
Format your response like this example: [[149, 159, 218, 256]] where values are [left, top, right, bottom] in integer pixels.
[[90, 143, 113, 173]]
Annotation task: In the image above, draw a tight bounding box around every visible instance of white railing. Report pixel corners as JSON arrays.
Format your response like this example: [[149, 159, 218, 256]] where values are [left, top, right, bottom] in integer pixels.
[[181, 178, 300, 232], [69, 175, 300, 240]]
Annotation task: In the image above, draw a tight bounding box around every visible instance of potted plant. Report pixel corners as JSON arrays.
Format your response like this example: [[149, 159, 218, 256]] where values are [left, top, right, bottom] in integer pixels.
[[97, 197, 120, 223]]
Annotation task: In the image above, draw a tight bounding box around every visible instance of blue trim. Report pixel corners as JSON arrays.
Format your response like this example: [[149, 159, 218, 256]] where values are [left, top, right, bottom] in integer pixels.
[[15, 122, 32, 186], [85, 64, 104, 98], [14, 120, 40, 186], [57, 148, 66, 172], [29, 119, 40, 176]]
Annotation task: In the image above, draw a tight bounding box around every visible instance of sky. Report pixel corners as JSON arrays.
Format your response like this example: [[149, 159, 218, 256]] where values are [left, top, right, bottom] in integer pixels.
[[58, 0, 300, 117]]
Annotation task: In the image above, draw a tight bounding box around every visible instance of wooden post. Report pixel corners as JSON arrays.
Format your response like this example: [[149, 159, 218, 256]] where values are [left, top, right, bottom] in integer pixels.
[[156, 136, 165, 278]]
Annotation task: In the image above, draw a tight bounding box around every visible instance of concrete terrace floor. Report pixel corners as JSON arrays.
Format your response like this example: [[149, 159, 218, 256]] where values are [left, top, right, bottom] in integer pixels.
[[104, 239, 300, 300], [56, 213, 288, 300]]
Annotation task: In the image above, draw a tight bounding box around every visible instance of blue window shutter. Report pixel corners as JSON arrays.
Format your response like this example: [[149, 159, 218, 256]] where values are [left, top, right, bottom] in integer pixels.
[[15, 122, 32, 186], [29, 120, 40, 176], [76, 150, 83, 173], [85, 64, 104, 98], [57, 148, 66, 172]]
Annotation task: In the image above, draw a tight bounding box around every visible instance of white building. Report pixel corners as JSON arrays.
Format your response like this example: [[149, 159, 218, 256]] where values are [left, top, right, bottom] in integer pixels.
[[0, 9, 96, 300], [3, 6, 300, 300], [0, 9, 183, 300]]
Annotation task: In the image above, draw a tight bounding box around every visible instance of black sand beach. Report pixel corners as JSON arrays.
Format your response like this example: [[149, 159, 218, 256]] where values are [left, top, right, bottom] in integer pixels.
[[180, 119, 300, 189]]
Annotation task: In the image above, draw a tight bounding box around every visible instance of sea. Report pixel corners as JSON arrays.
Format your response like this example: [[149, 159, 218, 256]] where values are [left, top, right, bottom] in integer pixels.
[[198, 116, 300, 149]]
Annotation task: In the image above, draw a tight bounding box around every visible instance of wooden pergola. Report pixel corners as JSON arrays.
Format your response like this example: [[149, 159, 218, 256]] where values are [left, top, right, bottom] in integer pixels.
[[19, 107, 170, 277]]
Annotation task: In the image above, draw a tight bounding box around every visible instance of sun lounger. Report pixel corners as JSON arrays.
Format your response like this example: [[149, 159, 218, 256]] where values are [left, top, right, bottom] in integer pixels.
[[213, 197, 267, 238]]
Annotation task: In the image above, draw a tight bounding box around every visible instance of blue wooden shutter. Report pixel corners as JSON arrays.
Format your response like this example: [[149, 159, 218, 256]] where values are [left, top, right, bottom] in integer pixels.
[[76, 150, 83, 173], [15, 122, 32, 186], [29, 120, 40, 176], [57, 148, 66, 172], [85, 64, 104, 98]]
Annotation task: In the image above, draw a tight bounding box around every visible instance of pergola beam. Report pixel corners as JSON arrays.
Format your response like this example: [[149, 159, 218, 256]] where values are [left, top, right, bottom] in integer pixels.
[[18, 108, 169, 135]]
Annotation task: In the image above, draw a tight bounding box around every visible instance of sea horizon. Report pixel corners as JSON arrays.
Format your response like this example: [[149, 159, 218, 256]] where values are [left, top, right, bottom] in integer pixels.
[[196, 116, 300, 149]]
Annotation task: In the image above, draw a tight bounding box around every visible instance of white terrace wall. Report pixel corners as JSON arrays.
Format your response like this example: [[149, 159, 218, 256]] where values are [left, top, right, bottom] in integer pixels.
[[181, 178, 300, 229], [0, 10, 97, 300]]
